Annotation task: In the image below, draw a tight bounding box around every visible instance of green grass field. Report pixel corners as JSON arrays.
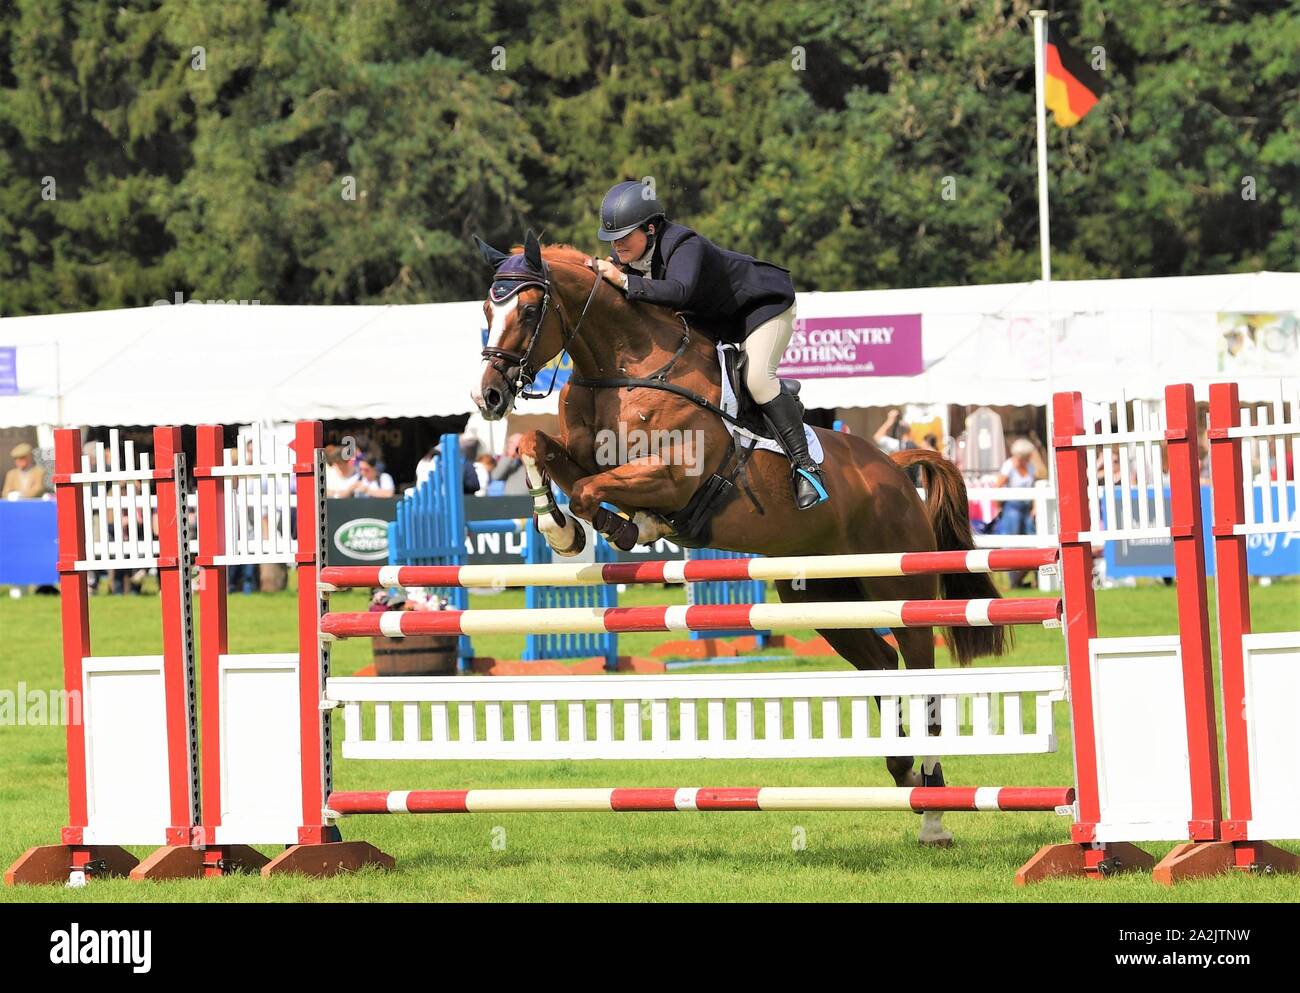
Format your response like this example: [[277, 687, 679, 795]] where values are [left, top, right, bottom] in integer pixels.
[[1, 577, 1296, 903]]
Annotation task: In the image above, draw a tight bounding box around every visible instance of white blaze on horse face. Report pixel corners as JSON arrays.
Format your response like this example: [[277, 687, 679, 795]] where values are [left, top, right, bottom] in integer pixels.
[[485, 294, 519, 350]]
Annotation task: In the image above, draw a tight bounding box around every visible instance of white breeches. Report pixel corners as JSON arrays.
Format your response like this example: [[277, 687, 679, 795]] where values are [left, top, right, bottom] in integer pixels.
[[740, 303, 796, 404]]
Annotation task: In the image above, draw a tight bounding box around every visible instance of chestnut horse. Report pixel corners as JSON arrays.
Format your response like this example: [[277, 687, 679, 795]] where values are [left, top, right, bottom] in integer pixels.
[[472, 234, 1011, 845]]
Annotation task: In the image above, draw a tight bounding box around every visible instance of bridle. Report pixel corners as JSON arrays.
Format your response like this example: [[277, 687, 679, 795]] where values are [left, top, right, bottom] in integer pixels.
[[481, 258, 603, 401]]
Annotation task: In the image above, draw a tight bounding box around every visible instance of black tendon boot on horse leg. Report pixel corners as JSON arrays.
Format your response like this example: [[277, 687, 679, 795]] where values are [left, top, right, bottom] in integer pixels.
[[592, 506, 640, 551], [760, 392, 828, 510]]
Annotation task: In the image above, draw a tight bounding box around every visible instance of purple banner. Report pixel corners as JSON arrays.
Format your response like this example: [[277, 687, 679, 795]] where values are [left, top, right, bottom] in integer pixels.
[[778, 314, 922, 379]]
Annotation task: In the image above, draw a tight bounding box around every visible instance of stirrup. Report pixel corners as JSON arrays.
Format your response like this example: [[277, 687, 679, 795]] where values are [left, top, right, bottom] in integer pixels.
[[793, 466, 828, 509]]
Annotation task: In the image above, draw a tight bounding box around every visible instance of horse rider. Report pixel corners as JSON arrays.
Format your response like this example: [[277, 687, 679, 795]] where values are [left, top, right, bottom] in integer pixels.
[[590, 180, 828, 510]]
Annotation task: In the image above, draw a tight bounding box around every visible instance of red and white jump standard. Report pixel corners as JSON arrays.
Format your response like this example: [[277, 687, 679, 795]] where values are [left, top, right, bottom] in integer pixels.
[[4, 428, 201, 886], [1153, 382, 1300, 882]]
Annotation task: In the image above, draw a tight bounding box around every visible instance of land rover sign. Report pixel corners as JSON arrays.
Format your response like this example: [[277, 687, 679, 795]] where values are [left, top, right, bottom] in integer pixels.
[[332, 517, 389, 561]]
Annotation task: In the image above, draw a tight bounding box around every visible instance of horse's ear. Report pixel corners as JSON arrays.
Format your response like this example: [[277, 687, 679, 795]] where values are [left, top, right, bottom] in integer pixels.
[[524, 230, 543, 272], [473, 234, 510, 269]]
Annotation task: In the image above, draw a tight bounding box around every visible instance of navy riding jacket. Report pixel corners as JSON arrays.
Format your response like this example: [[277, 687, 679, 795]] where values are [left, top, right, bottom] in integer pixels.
[[617, 222, 795, 344]]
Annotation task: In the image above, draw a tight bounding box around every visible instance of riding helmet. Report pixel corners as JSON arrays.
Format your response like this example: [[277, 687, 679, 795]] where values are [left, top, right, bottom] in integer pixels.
[[596, 180, 664, 241]]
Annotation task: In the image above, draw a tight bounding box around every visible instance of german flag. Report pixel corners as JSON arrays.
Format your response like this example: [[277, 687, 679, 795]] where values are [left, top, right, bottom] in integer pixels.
[[1044, 30, 1105, 127]]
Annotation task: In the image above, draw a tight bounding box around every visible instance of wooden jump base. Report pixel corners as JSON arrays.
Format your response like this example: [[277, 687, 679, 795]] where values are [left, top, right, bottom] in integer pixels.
[[10, 382, 1298, 890], [319, 597, 1063, 640], [319, 547, 1059, 591], [326, 786, 1077, 815]]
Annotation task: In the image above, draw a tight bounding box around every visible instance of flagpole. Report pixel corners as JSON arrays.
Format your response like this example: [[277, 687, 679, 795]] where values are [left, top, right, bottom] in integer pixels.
[[1031, 9, 1051, 283], [1031, 10, 1057, 572]]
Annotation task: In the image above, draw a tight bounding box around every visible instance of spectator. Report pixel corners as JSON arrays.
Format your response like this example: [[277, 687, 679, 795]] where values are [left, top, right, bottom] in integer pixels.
[[921, 433, 940, 452], [490, 434, 531, 495], [995, 438, 1039, 588], [354, 457, 395, 498], [460, 435, 482, 495], [872, 410, 912, 454], [875, 410, 923, 484], [325, 446, 360, 498], [3, 442, 46, 498]]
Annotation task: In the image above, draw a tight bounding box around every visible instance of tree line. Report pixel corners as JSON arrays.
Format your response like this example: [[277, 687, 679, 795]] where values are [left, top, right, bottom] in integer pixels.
[[0, 0, 1294, 316]]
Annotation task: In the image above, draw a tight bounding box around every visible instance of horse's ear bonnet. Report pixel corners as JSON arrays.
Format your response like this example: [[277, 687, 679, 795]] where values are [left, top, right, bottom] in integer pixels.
[[479, 232, 548, 305]]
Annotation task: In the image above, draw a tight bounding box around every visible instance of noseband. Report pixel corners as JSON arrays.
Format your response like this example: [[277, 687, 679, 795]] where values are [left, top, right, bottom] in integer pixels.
[[481, 259, 603, 401]]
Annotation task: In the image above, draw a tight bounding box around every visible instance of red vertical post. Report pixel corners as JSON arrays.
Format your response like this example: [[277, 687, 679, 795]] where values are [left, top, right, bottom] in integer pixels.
[[292, 421, 329, 843], [1208, 383, 1252, 839], [151, 426, 200, 848], [1050, 390, 1104, 841], [194, 425, 230, 869], [1163, 383, 1222, 839], [54, 429, 93, 850]]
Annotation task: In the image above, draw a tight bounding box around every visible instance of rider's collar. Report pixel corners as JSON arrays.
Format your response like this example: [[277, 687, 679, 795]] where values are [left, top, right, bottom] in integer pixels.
[[489, 253, 547, 304]]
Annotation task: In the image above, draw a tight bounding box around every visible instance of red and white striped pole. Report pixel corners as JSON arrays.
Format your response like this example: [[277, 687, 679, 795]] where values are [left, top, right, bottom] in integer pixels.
[[319, 547, 1058, 591], [327, 786, 1076, 815], [319, 597, 1063, 640]]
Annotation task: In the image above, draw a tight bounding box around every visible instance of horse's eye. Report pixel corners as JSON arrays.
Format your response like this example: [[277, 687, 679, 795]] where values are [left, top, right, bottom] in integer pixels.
[[522, 306, 537, 320]]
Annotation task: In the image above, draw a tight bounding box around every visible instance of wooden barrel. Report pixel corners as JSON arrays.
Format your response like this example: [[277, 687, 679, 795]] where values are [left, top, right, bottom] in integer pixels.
[[372, 633, 459, 676]]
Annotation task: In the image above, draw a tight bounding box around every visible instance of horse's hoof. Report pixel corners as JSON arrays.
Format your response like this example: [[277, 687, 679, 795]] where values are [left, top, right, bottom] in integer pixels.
[[915, 826, 956, 847], [551, 530, 587, 557], [917, 813, 953, 848]]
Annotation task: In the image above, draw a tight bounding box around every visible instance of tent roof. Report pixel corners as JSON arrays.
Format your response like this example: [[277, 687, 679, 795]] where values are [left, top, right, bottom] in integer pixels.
[[1, 271, 1295, 427]]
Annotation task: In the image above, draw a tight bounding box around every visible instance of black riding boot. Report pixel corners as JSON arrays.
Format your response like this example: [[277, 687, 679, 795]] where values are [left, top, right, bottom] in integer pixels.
[[759, 393, 828, 510]]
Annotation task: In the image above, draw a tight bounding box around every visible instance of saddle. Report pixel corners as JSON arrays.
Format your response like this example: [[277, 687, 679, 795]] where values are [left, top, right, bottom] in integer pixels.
[[719, 346, 804, 437], [661, 343, 807, 547]]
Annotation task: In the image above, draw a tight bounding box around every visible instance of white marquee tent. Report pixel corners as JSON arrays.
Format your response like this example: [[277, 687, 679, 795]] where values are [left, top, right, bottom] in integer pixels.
[[0, 271, 1295, 429]]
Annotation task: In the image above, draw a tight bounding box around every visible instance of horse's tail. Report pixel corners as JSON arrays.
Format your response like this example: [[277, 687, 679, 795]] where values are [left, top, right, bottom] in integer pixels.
[[890, 449, 1011, 665]]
